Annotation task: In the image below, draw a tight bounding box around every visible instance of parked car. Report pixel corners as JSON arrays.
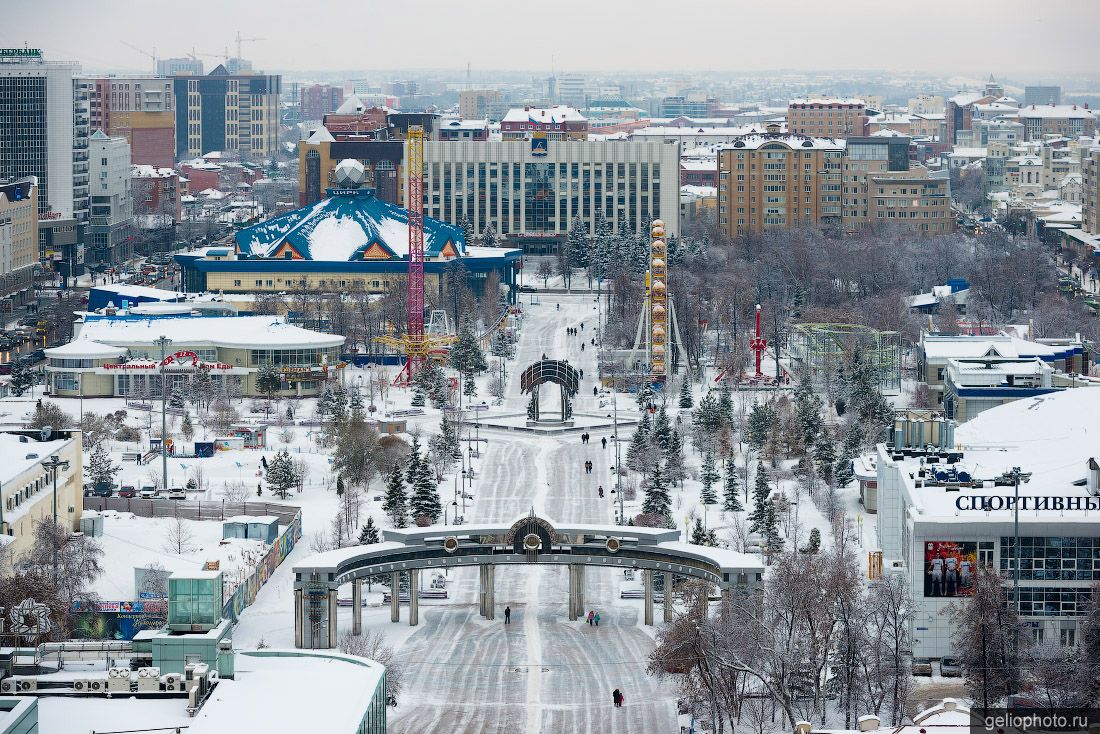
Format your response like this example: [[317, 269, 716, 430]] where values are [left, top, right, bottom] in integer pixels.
[[912, 658, 933, 676], [84, 483, 114, 498], [166, 487, 187, 500], [119, 485, 137, 498], [0, 364, 12, 375], [939, 657, 961, 677], [28, 349, 44, 362], [138, 485, 159, 499]]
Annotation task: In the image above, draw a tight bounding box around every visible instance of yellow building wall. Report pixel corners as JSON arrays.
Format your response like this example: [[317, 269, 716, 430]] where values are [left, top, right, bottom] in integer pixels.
[[204, 270, 443, 295], [0, 434, 83, 565]]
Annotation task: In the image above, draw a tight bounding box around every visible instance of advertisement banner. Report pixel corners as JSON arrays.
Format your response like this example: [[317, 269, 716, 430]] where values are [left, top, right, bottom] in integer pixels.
[[924, 541, 977, 597], [71, 600, 167, 640]]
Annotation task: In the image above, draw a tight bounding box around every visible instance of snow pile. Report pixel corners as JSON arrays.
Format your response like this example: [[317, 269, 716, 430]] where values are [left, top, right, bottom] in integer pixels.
[[306, 216, 369, 262]]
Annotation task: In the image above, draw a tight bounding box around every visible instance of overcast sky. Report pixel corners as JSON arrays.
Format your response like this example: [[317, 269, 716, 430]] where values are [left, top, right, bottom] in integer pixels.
[[3, 0, 1097, 77]]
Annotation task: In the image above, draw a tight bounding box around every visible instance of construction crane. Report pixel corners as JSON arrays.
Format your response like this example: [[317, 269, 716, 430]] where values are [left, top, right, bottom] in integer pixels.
[[375, 125, 454, 386], [120, 41, 157, 71], [234, 31, 265, 65]]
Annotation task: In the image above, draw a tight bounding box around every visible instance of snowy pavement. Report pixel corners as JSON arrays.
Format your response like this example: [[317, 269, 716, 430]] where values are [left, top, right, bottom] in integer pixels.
[[386, 294, 679, 733]]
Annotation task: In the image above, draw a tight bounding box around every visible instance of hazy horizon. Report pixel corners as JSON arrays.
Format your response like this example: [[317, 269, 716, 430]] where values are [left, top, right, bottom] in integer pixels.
[[2, 0, 1097, 79]]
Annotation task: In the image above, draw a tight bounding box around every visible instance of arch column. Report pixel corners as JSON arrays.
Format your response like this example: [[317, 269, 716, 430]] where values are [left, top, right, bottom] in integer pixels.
[[663, 571, 673, 622], [390, 572, 400, 622], [352, 579, 362, 635], [643, 569, 654, 626]]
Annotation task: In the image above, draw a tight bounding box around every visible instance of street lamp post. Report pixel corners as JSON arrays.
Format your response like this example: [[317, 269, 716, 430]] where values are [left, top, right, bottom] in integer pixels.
[[42, 454, 70, 583], [461, 469, 467, 513], [612, 366, 623, 524], [156, 335, 173, 493]]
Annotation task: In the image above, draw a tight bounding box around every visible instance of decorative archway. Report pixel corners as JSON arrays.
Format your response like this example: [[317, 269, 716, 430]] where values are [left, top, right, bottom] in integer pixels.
[[519, 359, 579, 423]]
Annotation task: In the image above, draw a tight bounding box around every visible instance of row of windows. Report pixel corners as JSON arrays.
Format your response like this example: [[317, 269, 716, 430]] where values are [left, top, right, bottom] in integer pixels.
[[2, 473, 46, 514]]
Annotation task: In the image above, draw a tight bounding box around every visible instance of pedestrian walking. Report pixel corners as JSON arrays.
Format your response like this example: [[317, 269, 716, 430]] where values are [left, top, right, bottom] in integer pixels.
[[601, 437, 607, 449], [612, 688, 622, 707], [580, 369, 584, 379], [587, 610, 594, 625], [591, 338, 595, 346], [594, 611, 600, 626], [261, 455, 268, 469], [593, 386, 598, 396], [504, 606, 511, 624], [580, 322, 584, 330], [581, 343, 585, 351]]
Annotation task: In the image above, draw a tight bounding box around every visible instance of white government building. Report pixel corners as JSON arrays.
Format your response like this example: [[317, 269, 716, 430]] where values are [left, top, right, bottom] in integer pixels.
[[875, 388, 1100, 657]]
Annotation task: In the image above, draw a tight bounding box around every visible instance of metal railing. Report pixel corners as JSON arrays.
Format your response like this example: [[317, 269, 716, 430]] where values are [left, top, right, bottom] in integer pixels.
[[81, 497, 300, 525]]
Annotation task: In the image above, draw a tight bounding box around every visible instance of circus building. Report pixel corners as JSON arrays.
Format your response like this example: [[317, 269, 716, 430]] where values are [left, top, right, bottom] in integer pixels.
[[176, 159, 522, 301]]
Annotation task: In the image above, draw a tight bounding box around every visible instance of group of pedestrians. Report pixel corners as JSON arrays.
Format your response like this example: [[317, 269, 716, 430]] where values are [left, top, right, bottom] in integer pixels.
[[586, 609, 601, 626], [584, 460, 594, 474]]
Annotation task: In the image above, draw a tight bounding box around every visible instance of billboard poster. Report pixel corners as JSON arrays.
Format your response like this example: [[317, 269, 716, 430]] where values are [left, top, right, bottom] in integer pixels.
[[923, 541, 977, 597], [71, 600, 167, 640]]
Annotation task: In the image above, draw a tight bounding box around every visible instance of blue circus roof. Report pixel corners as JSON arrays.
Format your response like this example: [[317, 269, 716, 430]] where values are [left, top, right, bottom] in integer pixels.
[[234, 188, 464, 262]]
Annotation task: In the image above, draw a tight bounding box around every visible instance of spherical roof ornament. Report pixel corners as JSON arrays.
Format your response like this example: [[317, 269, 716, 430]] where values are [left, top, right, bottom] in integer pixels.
[[333, 158, 367, 189]]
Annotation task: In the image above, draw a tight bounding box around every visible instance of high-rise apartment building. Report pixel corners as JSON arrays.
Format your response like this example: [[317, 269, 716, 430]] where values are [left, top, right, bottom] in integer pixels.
[[787, 99, 868, 138], [1083, 146, 1100, 236], [87, 76, 176, 167], [173, 65, 281, 158], [556, 74, 587, 108], [1024, 86, 1062, 107], [87, 131, 134, 265], [299, 83, 344, 121], [0, 177, 38, 308], [718, 131, 954, 238], [717, 131, 845, 236], [157, 57, 203, 77], [0, 48, 89, 222], [842, 136, 911, 230], [459, 89, 502, 121]]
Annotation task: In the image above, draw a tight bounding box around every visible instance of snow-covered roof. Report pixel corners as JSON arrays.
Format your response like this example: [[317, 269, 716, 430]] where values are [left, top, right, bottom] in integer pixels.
[[680, 158, 717, 171], [789, 97, 865, 106], [44, 340, 128, 359], [502, 105, 586, 124], [440, 117, 489, 130], [870, 128, 907, 138], [305, 125, 335, 144], [947, 148, 987, 158], [73, 315, 344, 350], [948, 92, 987, 106], [0, 433, 74, 488], [235, 189, 464, 261], [725, 134, 845, 151], [188, 651, 385, 734], [631, 124, 771, 137], [681, 185, 717, 198], [1018, 104, 1096, 119], [131, 165, 176, 179]]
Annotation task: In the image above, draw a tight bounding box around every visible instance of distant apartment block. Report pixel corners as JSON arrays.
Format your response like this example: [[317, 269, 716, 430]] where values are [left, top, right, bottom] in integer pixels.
[[173, 65, 281, 158], [1024, 85, 1061, 107], [1017, 104, 1096, 142], [787, 98, 868, 138], [500, 106, 588, 141], [0, 177, 38, 308], [299, 83, 344, 121], [86, 76, 175, 167], [459, 89, 502, 121]]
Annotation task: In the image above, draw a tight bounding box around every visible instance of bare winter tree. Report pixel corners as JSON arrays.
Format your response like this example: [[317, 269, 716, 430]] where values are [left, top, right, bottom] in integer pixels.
[[339, 629, 404, 706], [162, 517, 197, 555], [951, 563, 1023, 711]]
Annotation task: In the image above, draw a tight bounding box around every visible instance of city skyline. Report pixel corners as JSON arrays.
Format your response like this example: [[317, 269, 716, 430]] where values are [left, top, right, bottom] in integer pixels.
[[2, 0, 1097, 77]]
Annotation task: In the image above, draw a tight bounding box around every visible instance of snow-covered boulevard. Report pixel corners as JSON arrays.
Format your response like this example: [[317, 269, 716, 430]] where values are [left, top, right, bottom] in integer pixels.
[[387, 293, 677, 733], [221, 292, 679, 733]]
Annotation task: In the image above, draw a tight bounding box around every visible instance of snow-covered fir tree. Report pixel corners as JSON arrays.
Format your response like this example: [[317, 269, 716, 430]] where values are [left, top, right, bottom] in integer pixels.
[[717, 381, 734, 424], [265, 448, 298, 499], [699, 451, 720, 506], [458, 216, 474, 243], [9, 362, 34, 396], [722, 457, 744, 512], [642, 461, 672, 523], [626, 413, 652, 473], [481, 222, 498, 248], [450, 319, 488, 379], [664, 427, 686, 486], [358, 516, 380, 545], [814, 429, 837, 484], [255, 363, 282, 401], [567, 216, 590, 270], [650, 406, 673, 453], [690, 518, 711, 546], [382, 463, 409, 528], [87, 443, 120, 488], [408, 439, 442, 523], [678, 379, 693, 409], [748, 461, 771, 535]]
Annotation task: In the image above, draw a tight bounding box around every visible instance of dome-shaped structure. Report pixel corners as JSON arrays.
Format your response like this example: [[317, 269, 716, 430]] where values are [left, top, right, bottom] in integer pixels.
[[333, 158, 367, 188]]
